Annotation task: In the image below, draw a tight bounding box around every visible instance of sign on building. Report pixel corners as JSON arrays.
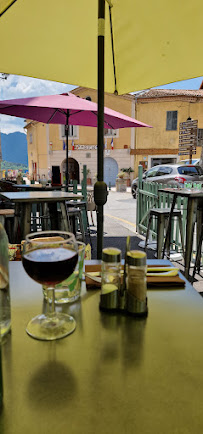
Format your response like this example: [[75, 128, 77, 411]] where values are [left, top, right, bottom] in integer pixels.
[[179, 119, 198, 156]]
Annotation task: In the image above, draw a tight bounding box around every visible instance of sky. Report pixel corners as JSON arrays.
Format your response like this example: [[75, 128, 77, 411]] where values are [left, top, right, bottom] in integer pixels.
[[0, 75, 76, 134], [0, 74, 203, 135]]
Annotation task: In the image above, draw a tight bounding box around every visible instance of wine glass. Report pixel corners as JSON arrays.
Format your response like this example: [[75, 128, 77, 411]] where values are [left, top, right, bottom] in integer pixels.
[[22, 230, 78, 340]]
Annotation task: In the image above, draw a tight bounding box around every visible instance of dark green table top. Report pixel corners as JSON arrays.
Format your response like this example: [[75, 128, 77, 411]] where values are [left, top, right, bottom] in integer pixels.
[[0, 260, 203, 434], [0, 191, 83, 203]]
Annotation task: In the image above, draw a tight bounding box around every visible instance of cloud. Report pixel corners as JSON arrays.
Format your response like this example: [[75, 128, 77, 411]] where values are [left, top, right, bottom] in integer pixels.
[[0, 74, 76, 133], [0, 74, 76, 99], [0, 115, 25, 134]]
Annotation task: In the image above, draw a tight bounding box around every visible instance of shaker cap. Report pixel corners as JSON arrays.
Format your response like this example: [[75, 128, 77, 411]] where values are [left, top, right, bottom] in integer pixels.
[[102, 247, 121, 263], [126, 250, 146, 266]]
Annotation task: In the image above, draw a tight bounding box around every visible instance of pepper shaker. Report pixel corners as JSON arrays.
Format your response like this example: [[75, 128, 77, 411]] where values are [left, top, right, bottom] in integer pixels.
[[126, 250, 148, 316]]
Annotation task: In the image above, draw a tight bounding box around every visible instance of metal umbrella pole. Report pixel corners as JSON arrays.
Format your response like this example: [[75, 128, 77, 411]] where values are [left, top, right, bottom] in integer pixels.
[[94, 0, 108, 259], [65, 109, 70, 192]]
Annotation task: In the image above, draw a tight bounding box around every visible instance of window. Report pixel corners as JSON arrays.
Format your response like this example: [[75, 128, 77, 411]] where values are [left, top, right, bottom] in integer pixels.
[[61, 125, 78, 139], [166, 111, 178, 130], [156, 166, 173, 176], [178, 166, 203, 176], [104, 128, 118, 137], [198, 129, 203, 146], [29, 133, 33, 144], [145, 167, 158, 178]]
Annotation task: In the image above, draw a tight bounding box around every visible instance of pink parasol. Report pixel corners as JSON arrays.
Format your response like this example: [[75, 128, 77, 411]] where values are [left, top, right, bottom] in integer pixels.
[[0, 92, 152, 255], [0, 92, 151, 129]]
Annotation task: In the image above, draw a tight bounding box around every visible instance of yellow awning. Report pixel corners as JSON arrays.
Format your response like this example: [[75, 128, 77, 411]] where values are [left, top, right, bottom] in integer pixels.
[[0, 0, 202, 94]]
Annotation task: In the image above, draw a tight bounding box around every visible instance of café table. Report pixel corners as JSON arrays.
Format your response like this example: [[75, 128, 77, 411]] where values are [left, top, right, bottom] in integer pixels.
[[158, 187, 203, 279], [14, 184, 62, 191], [0, 259, 202, 434], [0, 191, 83, 242]]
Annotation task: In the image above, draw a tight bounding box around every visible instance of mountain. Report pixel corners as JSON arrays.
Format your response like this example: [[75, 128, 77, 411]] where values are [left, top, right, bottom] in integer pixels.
[[1, 132, 28, 165]]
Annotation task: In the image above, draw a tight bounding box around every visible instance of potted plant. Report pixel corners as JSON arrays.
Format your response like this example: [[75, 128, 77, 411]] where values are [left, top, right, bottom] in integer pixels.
[[117, 171, 126, 179], [120, 167, 134, 186], [116, 171, 127, 191]]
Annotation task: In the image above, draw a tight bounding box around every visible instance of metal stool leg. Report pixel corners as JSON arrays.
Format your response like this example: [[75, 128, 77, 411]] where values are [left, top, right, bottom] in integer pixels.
[[60, 203, 71, 232], [178, 214, 185, 257], [145, 214, 153, 251], [84, 204, 92, 247], [157, 214, 165, 259], [78, 210, 86, 243]]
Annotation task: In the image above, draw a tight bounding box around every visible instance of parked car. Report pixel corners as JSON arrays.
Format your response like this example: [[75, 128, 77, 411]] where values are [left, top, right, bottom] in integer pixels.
[[131, 164, 203, 198]]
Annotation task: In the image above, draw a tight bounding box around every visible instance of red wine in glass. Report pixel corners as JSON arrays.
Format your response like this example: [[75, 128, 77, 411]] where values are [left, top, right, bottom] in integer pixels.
[[22, 230, 78, 341], [22, 247, 78, 286]]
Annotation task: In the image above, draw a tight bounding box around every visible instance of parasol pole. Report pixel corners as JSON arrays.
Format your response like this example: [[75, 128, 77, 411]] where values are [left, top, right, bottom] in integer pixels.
[[65, 110, 69, 192], [94, 0, 108, 259]]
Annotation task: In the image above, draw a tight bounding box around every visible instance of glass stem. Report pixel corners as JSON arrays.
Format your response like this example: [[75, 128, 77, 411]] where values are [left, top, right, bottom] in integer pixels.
[[46, 286, 56, 315], [51, 288, 55, 314]]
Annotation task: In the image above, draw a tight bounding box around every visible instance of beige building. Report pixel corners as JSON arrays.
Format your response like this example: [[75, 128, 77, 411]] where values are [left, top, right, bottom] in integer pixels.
[[133, 89, 203, 176], [25, 87, 138, 186], [25, 88, 203, 184]]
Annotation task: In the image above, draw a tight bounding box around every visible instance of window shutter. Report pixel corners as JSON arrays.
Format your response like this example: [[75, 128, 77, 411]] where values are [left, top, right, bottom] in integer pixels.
[[166, 111, 177, 130], [172, 111, 177, 130], [166, 111, 172, 130]]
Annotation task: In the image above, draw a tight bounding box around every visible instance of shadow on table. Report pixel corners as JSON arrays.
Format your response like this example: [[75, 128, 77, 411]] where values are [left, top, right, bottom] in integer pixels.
[[27, 359, 78, 409]]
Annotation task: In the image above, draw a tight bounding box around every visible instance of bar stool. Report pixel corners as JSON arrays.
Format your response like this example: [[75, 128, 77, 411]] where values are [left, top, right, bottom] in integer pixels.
[[65, 201, 92, 246], [0, 209, 15, 242], [145, 208, 184, 259], [66, 207, 86, 243]]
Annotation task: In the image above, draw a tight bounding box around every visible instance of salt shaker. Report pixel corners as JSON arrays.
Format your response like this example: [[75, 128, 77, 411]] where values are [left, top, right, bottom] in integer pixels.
[[126, 250, 148, 316], [100, 247, 121, 311]]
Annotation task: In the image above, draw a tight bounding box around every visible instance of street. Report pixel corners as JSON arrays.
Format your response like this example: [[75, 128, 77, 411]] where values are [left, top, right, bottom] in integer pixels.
[[104, 187, 137, 236], [90, 187, 156, 261]]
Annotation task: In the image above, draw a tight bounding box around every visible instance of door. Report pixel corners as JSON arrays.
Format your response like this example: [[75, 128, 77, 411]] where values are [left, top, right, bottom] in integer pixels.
[[104, 157, 118, 187], [61, 158, 80, 184]]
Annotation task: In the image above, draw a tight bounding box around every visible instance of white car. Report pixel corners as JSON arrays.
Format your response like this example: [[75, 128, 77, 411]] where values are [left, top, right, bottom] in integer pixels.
[[131, 163, 203, 198]]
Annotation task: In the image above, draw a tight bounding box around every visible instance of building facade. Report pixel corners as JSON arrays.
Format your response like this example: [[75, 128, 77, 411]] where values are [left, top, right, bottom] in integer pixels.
[[25, 87, 137, 186], [25, 88, 203, 184], [133, 89, 203, 176]]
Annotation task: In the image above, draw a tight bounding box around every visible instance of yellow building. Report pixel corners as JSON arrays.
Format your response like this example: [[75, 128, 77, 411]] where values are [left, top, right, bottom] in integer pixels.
[[25, 88, 203, 184], [133, 89, 203, 176], [25, 87, 137, 186]]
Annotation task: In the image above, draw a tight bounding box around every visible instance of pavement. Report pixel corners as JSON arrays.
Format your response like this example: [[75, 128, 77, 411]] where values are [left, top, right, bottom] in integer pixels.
[[88, 186, 203, 297]]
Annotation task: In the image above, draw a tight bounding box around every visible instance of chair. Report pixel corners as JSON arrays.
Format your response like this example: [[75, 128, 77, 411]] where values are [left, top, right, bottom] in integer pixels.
[[66, 207, 86, 242], [0, 179, 18, 192], [0, 180, 18, 241], [65, 201, 92, 246], [145, 207, 184, 259]]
